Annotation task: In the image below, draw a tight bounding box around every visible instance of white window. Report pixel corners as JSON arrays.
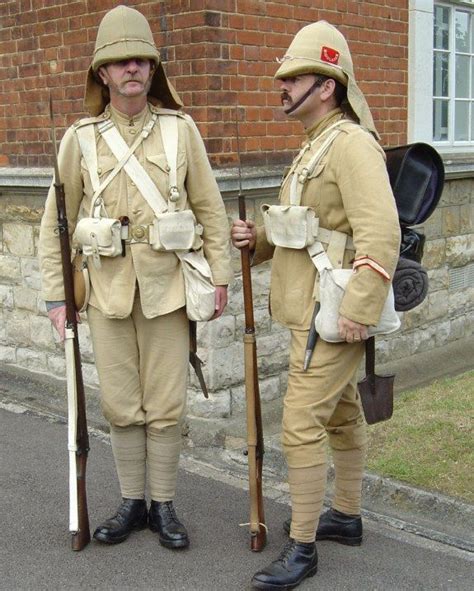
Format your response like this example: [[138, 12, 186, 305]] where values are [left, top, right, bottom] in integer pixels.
[[433, 1, 474, 144], [409, 0, 474, 152]]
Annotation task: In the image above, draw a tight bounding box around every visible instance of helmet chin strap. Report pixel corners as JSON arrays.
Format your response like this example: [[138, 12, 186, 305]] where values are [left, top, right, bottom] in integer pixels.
[[284, 78, 322, 115]]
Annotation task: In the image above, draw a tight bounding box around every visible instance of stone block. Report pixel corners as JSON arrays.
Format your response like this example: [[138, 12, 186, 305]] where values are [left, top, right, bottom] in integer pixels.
[[441, 207, 461, 236], [5, 309, 31, 347], [408, 324, 438, 356], [427, 289, 449, 321], [0, 284, 14, 309], [16, 347, 48, 373], [187, 388, 231, 419], [0, 345, 16, 363], [427, 267, 449, 291], [206, 341, 245, 390], [449, 287, 474, 316], [445, 178, 472, 206], [422, 239, 446, 269], [459, 203, 473, 235], [80, 361, 100, 389], [256, 331, 290, 376], [449, 316, 466, 340], [30, 314, 57, 350], [434, 321, 451, 347], [0, 255, 21, 283], [423, 208, 442, 239], [46, 354, 66, 379], [3, 223, 34, 257], [446, 235, 473, 267], [21, 257, 42, 290], [231, 375, 281, 414], [13, 286, 38, 312], [198, 313, 236, 349]]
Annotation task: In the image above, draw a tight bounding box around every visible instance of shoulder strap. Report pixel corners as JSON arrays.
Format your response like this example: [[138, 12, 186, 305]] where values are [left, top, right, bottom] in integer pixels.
[[290, 121, 345, 206], [76, 124, 100, 194], [158, 114, 180, 212], [97, 116, 169, 216]]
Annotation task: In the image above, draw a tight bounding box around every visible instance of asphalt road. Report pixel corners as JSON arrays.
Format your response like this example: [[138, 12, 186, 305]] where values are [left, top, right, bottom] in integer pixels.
[[1, 405, 472, 591]]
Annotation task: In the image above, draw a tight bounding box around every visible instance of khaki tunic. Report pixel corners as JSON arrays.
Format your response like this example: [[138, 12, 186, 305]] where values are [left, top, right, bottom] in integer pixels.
[[39, 102, 232, 318], [254, 108, 401, 330]]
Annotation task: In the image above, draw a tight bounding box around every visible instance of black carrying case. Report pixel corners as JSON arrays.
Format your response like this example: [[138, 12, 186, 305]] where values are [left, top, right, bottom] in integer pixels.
[[384, 142, 445, 227]]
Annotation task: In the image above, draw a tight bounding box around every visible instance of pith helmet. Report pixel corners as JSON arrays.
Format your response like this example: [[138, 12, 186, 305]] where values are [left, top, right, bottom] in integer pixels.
[[84, 5, 182, 116], [274, 21, 378, 138]]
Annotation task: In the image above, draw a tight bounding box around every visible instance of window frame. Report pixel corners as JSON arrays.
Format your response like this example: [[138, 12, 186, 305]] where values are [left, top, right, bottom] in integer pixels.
[[409, 0, 474, 155]]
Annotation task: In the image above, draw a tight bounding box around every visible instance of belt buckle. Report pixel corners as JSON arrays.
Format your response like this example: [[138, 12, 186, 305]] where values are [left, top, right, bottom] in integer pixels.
[[130, 225, 148, 242]]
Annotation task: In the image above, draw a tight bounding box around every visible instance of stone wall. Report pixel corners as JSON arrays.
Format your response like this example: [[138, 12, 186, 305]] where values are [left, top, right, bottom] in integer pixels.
[[1, 167, 473, 425]]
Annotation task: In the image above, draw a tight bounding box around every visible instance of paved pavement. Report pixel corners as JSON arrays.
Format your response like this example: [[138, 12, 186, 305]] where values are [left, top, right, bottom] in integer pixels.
[[1, 404, 473, 591]]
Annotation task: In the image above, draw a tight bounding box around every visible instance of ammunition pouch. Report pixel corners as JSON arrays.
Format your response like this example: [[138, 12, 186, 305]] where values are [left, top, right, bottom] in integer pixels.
[[261, 204, 319, 249], [150, 210, 203, 252], [73, 217, 122, 267]]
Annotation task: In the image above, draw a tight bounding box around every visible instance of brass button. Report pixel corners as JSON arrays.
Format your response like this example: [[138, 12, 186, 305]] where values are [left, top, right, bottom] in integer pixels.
[[129, 129, 137, 135]]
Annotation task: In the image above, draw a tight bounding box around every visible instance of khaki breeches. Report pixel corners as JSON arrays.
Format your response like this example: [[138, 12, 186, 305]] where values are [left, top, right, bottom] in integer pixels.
[[282, 329, 367, 468], [87, 299, 189, 431]]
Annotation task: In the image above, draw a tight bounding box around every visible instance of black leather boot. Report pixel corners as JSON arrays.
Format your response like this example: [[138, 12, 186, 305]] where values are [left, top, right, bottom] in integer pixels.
[[251, 539, 317, 590], [149, 500, 189, 549], [93, 498, 147, 544], [283, 508, 362, 546]]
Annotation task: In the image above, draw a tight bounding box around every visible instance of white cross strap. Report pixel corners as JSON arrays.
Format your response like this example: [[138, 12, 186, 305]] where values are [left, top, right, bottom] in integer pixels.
[[97, 115, 169, 216]]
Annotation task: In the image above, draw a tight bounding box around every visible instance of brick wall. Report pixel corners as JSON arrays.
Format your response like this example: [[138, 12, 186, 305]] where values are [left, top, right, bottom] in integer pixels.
[[0, 0, 408, 168]]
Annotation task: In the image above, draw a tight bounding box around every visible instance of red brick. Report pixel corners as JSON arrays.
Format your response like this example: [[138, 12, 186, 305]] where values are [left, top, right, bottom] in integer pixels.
[[0, 0, 408, 167]]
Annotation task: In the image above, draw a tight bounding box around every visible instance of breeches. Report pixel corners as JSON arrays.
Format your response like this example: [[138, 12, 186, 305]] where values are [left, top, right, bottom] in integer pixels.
[[87, 298, 189, 431], [282, 329, 367, 468]]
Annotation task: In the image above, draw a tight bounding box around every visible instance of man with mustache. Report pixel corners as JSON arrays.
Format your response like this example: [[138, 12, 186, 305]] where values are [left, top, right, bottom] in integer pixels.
[[39, 5, 231, 550], [232, 21, 400, 590]]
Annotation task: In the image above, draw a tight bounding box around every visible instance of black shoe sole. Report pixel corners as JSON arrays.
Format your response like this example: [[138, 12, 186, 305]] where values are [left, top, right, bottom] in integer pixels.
[[251, 565, 318, 590], [93, 520, 148, 545]]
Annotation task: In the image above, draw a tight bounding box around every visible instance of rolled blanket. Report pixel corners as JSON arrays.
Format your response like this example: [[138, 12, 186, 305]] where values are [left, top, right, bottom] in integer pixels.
[[393, 257, 429, 311]]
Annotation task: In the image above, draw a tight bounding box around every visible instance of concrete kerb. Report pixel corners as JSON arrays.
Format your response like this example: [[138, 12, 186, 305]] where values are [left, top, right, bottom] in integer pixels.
[[1, 336, 473, 553]]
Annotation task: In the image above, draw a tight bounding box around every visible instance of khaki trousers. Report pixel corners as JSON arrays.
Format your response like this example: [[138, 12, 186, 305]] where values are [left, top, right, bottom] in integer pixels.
[[87, 299, 189, 431], [283, 329, 367, 468], [284, 330, 367, 540]]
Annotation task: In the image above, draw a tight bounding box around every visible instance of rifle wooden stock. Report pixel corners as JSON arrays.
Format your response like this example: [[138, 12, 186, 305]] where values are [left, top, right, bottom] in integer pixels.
[[50, 98, 91, 551], [239, 194, 266, 552]]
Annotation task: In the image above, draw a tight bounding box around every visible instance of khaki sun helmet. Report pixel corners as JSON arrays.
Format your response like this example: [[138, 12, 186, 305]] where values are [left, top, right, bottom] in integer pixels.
[[84, 5, 182, 116], [274, 21, 378, 138]]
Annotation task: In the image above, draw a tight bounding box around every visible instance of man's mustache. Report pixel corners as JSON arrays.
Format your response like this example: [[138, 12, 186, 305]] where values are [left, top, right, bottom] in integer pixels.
[[281, 92, 291, 105]]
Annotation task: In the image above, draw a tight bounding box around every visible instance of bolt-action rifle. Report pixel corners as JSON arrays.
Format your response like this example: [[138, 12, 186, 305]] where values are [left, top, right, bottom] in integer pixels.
[[49, 95, 91, 551], [235, 112, 266, 552]]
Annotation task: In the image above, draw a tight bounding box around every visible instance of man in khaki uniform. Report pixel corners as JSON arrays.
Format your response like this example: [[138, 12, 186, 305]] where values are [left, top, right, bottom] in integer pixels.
[[232, 21, 400, 589], [39, 6, 232, 549]]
